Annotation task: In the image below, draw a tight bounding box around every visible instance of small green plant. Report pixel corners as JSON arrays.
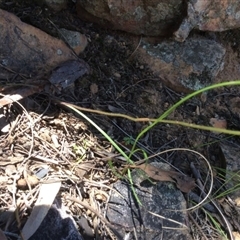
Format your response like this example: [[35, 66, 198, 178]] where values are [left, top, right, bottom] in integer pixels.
[[123, 136, 135, 146], [72, 143, 87, 163], [205, 210, 228, 240]]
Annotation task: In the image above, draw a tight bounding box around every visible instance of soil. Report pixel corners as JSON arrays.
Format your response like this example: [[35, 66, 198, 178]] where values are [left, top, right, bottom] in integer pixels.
[[0, 1, 240, 240]]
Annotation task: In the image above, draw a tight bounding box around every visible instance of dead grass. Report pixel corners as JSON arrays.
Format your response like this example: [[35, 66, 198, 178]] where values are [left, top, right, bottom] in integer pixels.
[[0, 1, 240, 239]]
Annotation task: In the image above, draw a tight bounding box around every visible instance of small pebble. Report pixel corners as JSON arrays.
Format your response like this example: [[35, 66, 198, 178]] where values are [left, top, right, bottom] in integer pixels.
[[114, 72, 121, 78], [17, 175, 39, 190], [57, 49, 63, 55]]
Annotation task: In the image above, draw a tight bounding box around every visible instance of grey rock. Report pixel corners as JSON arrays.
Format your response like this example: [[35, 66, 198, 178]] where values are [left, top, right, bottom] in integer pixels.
[[107, 163, 192, 240], [59, 28, 88, 54], [136, 37, 225, 92], [77, 0, 240, 38], [76, 0, 184, 36], [175, 0, 240, 42], [220, 142, 240, 205], [29, 202, 83, 240], [49, 59, 90, 91]]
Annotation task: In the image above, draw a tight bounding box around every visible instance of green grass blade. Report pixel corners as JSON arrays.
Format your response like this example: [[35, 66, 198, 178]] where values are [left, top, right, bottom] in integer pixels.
[[131, 81, 240, 153]]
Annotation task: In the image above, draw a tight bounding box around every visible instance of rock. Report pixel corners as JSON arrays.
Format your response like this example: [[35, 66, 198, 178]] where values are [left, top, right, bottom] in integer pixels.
[[76, 0, 240, 38], [220, 142, 240, 206], [135, 37, 226, 92], [76, 0, 185, 36], [113, 72, 121, 78], [0, 9, 86, 79], [175, 0, 240, 42], [49, 59, 90, 92], [59, 28, 88, 54], [215, 36, 240, 83], [106, 162, 191, 240], [29, 201, 84, 240], [17, 175, 39, 190]]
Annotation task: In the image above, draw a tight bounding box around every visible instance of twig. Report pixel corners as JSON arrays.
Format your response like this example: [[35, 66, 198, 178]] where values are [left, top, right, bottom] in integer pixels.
[[54, 99, 240, 136], [188, 212, 208, 240]]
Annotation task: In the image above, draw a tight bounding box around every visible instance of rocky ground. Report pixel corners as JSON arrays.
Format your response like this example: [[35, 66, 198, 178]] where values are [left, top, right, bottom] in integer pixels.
[[0, 1, 240, 240]]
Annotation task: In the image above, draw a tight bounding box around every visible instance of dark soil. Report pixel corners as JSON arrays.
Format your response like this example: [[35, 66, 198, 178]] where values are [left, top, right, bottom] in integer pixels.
[[0, 1, 240, 240]]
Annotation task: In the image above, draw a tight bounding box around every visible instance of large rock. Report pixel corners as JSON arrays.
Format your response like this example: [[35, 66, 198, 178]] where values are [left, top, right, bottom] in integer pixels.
[[175, 0, 240, 41], [0, 9, 87, 79], [135, 37, 226, 92], [76, 0, 240, 38], [107, 162, 192, 240], [76, 0, 185, 36]]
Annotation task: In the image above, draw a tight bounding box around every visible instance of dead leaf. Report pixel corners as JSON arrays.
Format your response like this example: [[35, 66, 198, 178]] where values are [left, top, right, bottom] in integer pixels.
[[21, 182, 61, 240], [74, 162, 95, 178], [136, 163, 172, 182], [90, 83, 98, 94], [170, 171, 196, 193], [210, 118, 227, 129], [134, 163, 196, 193]]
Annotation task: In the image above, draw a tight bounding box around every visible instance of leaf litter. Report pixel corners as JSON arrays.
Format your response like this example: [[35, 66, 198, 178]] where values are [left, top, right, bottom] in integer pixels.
[[0, 1, 240, 240]]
